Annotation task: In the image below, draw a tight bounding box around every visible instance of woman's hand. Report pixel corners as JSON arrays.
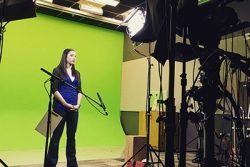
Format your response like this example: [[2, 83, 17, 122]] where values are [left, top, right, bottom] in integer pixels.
[[64, 103, 78, 111], [72, 104, 80, 110]]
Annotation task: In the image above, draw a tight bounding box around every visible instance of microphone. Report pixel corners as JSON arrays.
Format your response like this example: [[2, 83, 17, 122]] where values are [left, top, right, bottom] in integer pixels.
[[97, 92, 108, 115]]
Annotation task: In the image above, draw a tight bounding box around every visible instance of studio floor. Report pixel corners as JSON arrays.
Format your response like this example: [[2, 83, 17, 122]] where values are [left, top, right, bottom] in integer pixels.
[[0, 147, 198, 167]]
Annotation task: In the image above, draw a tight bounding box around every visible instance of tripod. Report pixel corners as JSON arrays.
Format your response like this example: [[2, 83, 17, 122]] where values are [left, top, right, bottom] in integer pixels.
[[122, 54, 164, 167]]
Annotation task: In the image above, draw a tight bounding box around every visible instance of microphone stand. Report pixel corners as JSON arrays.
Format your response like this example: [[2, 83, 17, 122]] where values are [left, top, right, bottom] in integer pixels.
[[40, 68, 106, 167], [0, 159, 8, 167]]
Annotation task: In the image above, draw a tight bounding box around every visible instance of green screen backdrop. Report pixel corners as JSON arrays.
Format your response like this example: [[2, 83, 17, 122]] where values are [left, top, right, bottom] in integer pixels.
[[0, 13, 125, 150]]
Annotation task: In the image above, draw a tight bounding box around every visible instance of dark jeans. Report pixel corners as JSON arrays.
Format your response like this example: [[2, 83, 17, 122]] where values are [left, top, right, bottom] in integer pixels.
[[45, 110, 78, 167]]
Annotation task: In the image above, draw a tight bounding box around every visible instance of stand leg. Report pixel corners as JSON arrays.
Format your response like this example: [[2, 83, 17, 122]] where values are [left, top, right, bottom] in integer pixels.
[[122, 144, 147, 167], [0, 159, 8, 167], [122, 144, 165, 167], [149, 145, 165, 166], [44, 81, 53, 167]]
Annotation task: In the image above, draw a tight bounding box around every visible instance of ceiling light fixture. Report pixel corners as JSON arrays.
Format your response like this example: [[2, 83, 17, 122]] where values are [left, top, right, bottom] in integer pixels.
[[42, 0, 53, 3], [79, 3, 103, 15], [89, 0, 119, 7]]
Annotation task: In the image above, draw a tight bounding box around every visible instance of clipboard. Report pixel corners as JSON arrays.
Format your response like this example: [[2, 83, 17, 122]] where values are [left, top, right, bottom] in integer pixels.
[[35, 111, 63, 137]]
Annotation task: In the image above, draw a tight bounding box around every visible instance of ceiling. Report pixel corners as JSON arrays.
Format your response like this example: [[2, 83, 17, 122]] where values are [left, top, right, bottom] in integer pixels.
[[35, 0, 146, 31], [35, 0, 250, 33]]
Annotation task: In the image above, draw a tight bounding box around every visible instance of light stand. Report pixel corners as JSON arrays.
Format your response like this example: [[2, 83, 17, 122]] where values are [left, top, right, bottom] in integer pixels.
[[122, 54, 164, 167], [0, 0, 36, 63], [197, 44, 223, 167], [145, 55, 164, 166], [145, 54, 152, 165], [164, 0, 177, 166], [179, 27, 188, 167], [123, 0, 178, 164]]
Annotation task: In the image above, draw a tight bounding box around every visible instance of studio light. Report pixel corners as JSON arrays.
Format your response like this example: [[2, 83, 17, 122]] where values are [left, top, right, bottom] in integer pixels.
[[125, 0, 166, 43], [0, 0, 36, 22], [124, 0, 168, 64], [125, 8, 146, 38]]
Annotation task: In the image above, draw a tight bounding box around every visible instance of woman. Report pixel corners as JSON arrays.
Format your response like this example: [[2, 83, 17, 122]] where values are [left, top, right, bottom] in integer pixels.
[[46, 48, 82, 167]]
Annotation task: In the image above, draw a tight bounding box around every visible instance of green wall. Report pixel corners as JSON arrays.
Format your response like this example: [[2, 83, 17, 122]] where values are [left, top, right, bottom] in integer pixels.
[[0, 13, 125, 150]]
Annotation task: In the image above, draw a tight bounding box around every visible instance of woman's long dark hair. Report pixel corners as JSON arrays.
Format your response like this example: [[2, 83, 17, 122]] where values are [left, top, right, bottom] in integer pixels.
[[57, 48, 79, 79]]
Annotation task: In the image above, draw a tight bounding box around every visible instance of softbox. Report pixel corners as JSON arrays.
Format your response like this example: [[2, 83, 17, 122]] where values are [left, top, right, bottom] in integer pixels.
[[0, 0, 36, 22]]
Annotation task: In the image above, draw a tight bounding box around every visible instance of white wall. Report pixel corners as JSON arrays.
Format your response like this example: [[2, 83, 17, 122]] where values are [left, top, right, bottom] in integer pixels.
[[120, 50, 200, 112], [121, 32, 250, 113]]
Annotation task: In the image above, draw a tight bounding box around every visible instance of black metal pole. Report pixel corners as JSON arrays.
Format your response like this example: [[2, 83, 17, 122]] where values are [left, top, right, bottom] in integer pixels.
[[202, 92, 216, 167], [43, 82, 53, 167], [146, 55, 152, 165], [198, 47, 221, 166], [121, 53, 164, 166], [0, 0, 6, 63], [146, 54, 165, 166], [165, 0, 177, 166], [0, 159, 8, 167], [179, 27, 188, 167]]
